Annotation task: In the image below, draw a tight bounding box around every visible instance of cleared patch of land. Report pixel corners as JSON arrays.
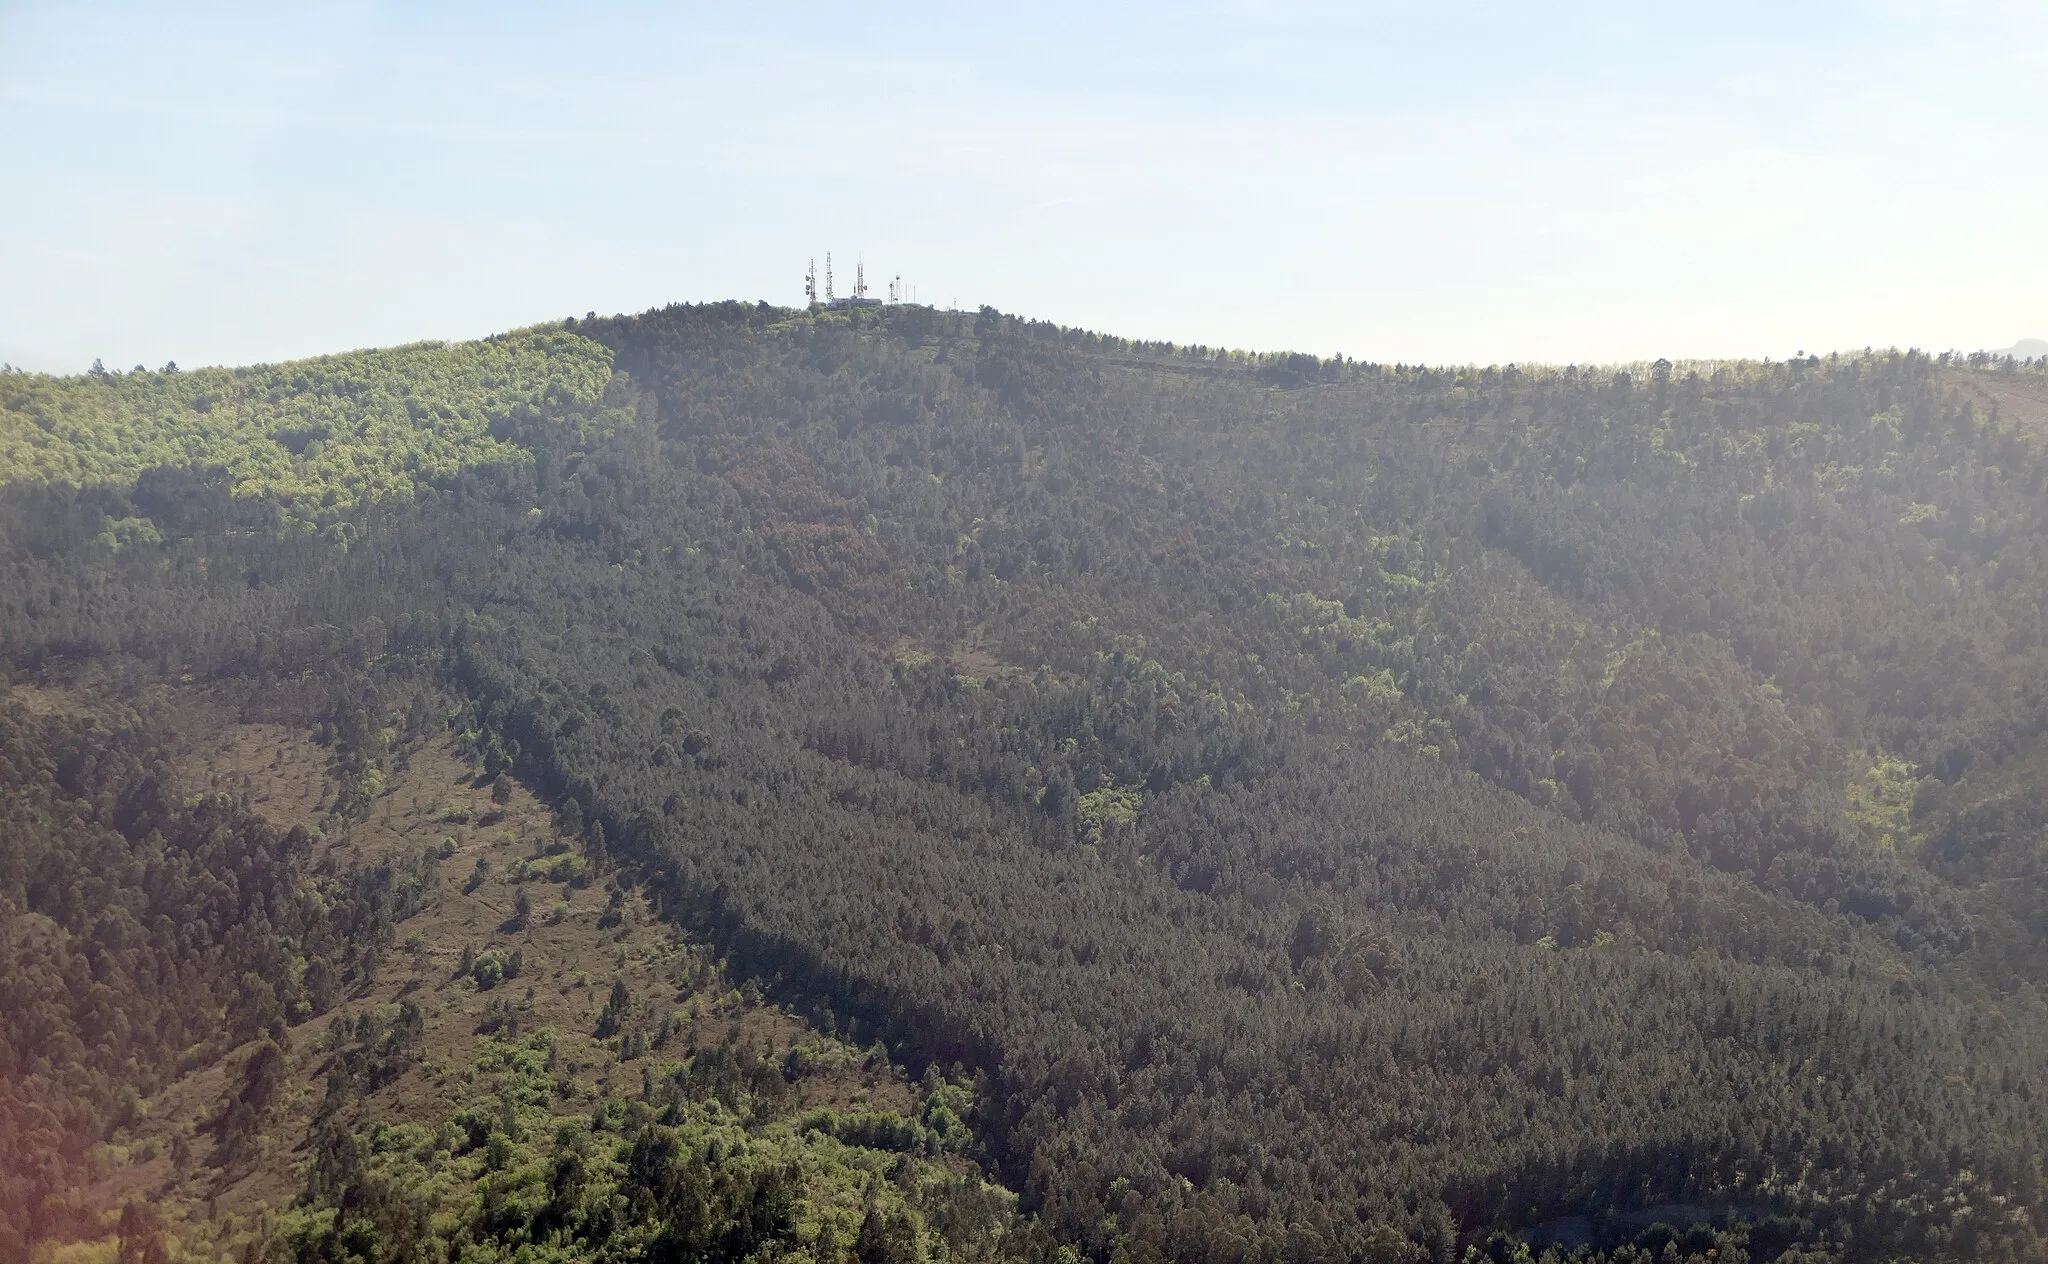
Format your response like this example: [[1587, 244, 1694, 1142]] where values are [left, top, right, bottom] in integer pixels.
[[1946, 367, 2048, 447], [51, 690, 916, 1262]]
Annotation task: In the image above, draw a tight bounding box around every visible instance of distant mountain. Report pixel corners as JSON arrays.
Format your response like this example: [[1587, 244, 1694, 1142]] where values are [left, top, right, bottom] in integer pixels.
[[1990, 337, 2048, 358]]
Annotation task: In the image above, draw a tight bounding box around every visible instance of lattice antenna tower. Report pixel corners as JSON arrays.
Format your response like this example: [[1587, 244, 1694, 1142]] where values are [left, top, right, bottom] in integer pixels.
[[856, 258, 868, 300], [825, 253, 835, 303], [805, 258, 818, 306]]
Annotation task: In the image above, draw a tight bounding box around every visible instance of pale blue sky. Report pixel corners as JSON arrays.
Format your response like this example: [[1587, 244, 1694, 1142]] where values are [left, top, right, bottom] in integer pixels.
[[3, 2, 2042, 373]]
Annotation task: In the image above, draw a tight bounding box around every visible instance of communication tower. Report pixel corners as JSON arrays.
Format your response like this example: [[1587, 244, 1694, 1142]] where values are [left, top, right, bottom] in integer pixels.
[[812, 251, 890, 309]]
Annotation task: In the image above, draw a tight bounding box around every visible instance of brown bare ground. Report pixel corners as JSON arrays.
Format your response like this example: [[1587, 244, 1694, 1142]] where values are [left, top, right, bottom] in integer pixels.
[[50, 689, 911, 1261], [1945, 369, 2048, 448]]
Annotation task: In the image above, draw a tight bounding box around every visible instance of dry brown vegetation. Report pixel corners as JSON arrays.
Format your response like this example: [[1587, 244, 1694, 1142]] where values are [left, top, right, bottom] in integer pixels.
[[42, 687, 912, 1261], [1945, 367, 2048, 447]]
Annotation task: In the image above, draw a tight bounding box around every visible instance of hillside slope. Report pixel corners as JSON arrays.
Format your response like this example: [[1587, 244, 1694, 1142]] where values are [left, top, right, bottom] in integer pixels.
[[4, 304, 2048, 1262], [0, 679, 1032, 1263]]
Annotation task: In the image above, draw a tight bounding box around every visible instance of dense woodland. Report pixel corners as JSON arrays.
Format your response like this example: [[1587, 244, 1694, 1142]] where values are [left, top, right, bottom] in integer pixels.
[[3, 305, 2048, 1261]]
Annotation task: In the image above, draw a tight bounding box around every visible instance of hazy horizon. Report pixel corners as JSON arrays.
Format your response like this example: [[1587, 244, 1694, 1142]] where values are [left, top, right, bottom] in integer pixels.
[[4, 1, 2043, 374], [8, 302, 2042, 382]]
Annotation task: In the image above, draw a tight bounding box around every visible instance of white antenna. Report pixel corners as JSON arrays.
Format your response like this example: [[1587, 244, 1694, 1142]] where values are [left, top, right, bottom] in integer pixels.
[[805, 258, 817, 306], [856, 258, 868, 300], [825, 253, 835, 303]]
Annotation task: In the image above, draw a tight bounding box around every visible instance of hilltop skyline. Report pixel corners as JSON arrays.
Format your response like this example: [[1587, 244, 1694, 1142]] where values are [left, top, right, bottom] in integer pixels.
[[2, 2, 2043, 373]]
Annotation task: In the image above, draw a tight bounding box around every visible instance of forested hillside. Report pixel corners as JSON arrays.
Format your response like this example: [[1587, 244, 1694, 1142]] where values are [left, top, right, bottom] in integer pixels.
[[3, 305, 2048, 1262]]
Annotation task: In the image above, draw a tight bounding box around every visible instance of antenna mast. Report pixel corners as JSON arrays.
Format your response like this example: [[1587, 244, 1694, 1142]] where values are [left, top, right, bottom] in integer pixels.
[[856, 258, 868, 301], [825, 253, 835, 303], [805, 258, 818, 306]]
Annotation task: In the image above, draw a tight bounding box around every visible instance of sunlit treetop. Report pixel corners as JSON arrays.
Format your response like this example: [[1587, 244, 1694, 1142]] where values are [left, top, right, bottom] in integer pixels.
[[0, 326, 620, 510]]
